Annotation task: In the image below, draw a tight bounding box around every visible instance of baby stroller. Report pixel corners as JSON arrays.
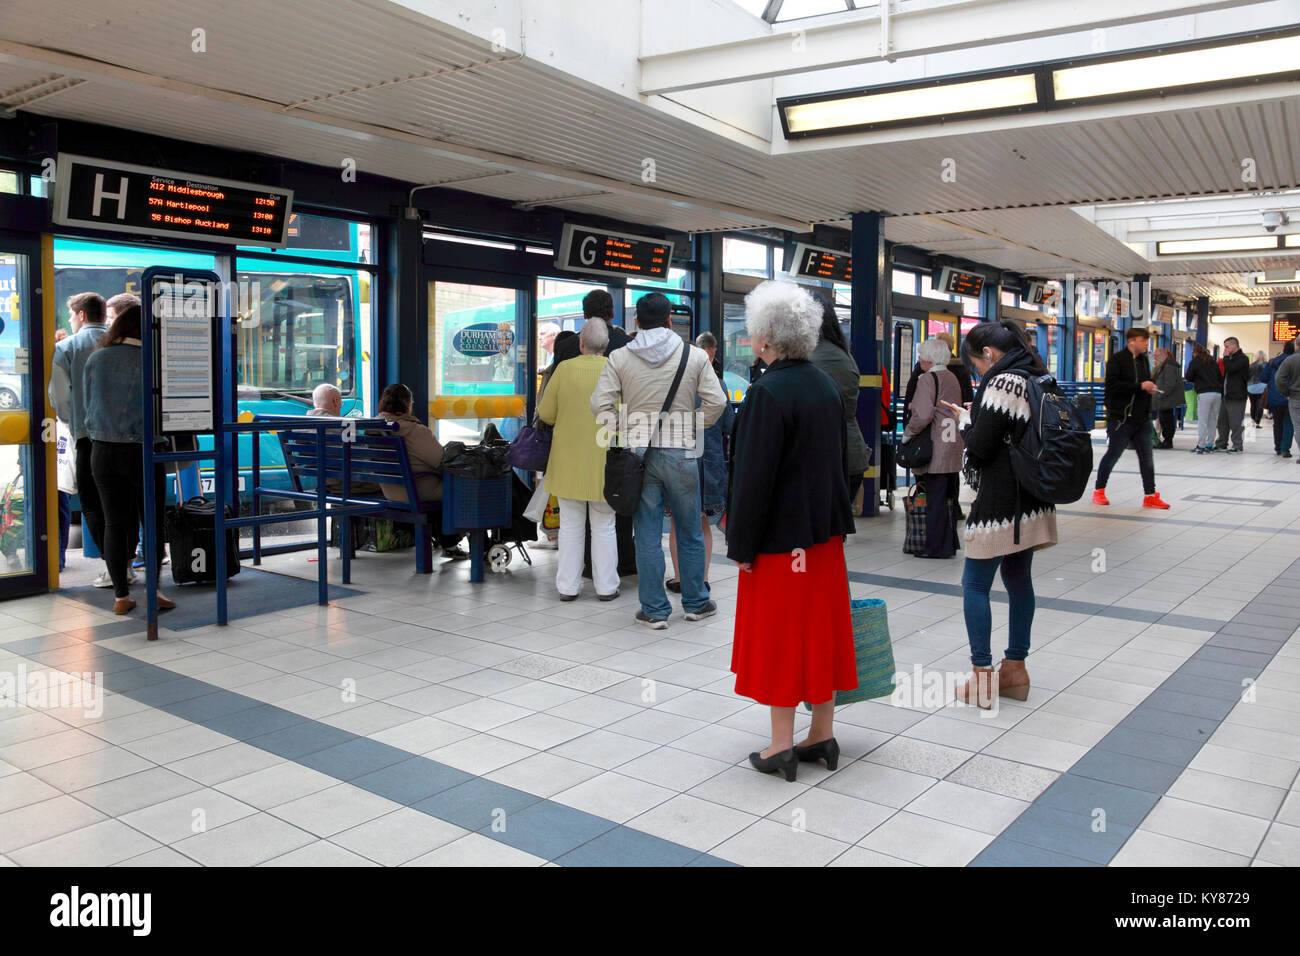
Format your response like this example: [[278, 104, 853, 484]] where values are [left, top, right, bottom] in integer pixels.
[[479, 423, 537, 573]]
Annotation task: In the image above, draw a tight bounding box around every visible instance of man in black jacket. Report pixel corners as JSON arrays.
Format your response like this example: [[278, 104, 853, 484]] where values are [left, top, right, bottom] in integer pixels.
[[1215, 337, 1250, 453], [1093, 327, 1170, 509]]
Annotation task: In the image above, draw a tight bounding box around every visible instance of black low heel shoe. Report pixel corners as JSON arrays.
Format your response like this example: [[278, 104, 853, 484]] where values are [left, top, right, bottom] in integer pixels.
[[794, 737, 840, 771], [748, 748, 798, 782]]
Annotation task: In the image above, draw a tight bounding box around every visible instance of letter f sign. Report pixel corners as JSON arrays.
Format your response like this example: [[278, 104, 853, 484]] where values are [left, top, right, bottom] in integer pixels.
[[92, 173, 129, 219]]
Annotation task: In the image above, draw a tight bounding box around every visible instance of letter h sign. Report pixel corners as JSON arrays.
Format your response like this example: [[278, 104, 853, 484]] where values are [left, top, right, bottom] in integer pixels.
[[92, 173, 129, 219]]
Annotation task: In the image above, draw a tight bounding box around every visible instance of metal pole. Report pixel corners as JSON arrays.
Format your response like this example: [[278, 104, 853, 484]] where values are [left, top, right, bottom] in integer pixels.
[[142, 279, 159, 641], [850, 211, 884, 519]]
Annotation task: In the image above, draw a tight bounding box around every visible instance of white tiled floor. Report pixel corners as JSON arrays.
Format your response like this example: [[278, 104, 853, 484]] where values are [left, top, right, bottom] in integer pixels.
[[2, 432, 1300, 865]]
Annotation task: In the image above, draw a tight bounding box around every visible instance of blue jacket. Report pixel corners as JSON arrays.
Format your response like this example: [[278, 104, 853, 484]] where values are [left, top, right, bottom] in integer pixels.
[[1262, 352, 1291, 407], [50, 322, 110, 440], [83, 341, 150, 444]]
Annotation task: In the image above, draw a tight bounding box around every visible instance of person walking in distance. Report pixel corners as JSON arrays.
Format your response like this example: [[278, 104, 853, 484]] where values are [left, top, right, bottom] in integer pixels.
[[1184, 343, 1223, 454], [1092, 327, 1170, 509], [1215, 337, 1249, 453], [1248, 350, 1269, 428], [1262, 341, 1295, 457], [1151, 347, 1185, 449], [590, 293, 727, 629]]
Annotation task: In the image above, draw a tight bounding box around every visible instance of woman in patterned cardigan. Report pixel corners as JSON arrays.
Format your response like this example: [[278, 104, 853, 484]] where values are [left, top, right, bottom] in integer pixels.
[[940, 321, 1057, 709]]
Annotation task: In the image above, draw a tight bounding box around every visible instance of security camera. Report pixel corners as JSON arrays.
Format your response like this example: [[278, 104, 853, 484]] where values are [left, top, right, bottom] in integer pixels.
[[1262, 211, 1288, 233]]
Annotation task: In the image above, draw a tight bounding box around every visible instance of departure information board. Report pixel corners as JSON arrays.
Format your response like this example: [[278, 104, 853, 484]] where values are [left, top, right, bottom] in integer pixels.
[[935, 266, 985, 298], [1023, 280, 1062, 308], [54, 154, 293, 247], [556, 224, 673, 280], [790, 243, 852, 282], [1273, 314, 1300, 343]]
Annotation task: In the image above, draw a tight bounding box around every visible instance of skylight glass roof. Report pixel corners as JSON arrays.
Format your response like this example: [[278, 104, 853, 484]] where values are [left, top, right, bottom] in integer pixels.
[[731, 0, 858, 23]]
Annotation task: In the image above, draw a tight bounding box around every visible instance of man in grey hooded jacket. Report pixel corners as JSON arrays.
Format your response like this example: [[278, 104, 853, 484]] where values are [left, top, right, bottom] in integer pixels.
[[591, 293, 727, 628]]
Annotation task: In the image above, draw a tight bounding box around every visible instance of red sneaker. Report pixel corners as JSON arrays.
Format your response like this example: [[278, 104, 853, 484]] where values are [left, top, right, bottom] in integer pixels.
[[1143, 493, 1171, 510], [1091, 489, 1109, 506]]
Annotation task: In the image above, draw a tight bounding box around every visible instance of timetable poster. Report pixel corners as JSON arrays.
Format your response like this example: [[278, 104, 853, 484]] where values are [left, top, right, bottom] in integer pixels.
[[154, 278, 215, 433]]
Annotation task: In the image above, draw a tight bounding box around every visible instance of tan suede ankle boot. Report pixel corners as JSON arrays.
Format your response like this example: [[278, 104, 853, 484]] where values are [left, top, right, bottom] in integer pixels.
[[998, 659, 1030, 701], [955, 666, 997, 710]]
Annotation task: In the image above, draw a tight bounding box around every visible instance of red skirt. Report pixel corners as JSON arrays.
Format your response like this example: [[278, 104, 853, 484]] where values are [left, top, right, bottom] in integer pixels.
[[731, 537, 857, 707]]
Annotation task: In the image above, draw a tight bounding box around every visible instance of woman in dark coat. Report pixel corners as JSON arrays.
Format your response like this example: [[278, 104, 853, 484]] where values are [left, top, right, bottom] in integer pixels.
[[728, 281, 857, 783], [940, 322, 1057, 709], [809, 296, 871, 511]]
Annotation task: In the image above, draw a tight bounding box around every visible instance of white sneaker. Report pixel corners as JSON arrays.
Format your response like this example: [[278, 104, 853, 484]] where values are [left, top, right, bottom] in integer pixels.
[[92, 568, 136, 588]]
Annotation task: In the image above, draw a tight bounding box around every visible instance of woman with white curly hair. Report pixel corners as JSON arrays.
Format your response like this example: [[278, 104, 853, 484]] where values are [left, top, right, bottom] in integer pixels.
[[727, 280, 857, 782]]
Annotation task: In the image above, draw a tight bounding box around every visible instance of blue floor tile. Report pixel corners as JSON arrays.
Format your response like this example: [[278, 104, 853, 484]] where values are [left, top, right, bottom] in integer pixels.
[[1032, 774, 1160, 828], [129, 676, 221, 708], [553, 824, 700, 867], [295, 737, 411, 781], [412, 778, 541, 832], [1141, 689, 1236, 721], [351, 756, 474, 805], [203, 703, 306, 740], [1095, 727, 1204, 765], [1117, 707, 1216, 742], [162, 689, 263, 722], [483, 801, 617, 861], [1159, 673, 1248, 703], [997, 805, 1134, 865], [686, 854, 740, 867], [969, 837, 1099, 867], [245, 721, 357, 760], [1069, 748, 1186, 794], [101, 663, 183, 692]]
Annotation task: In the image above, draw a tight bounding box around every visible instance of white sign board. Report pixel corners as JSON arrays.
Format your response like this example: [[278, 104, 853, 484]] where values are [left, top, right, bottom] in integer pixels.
[[154, 278, 215, 432]]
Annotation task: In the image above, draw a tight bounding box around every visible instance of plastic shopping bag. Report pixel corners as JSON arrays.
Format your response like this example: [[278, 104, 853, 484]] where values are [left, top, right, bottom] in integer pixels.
[[523, 473, 549, 524], [56, 421, 77, 495]]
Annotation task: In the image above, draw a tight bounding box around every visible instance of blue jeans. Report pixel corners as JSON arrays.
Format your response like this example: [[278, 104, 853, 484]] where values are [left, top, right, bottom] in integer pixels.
[[962, 549, 1035, 667], [634, 448, 708, 620]]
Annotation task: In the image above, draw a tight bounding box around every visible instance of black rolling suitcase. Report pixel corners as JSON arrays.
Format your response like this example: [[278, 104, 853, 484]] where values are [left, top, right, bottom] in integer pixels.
[[165, 496, 240, 585]]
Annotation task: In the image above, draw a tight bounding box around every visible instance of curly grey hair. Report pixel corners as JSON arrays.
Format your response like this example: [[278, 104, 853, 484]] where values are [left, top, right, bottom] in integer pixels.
[[579, 318, 609, 353], [744, 280, 819, 361], [917, 337, 953, 366]]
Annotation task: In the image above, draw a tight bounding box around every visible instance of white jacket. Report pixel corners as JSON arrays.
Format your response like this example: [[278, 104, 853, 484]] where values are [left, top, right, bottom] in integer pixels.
[[590, 328, 727, 449]]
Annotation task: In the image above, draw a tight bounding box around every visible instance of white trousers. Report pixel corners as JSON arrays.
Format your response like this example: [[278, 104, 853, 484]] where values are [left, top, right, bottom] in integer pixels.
[[557, 497, 619, 597]]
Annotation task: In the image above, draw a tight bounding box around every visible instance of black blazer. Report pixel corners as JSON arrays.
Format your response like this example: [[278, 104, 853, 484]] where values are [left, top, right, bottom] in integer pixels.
[[1185, 355, 1222, 394], [726, 359, 855, 563]]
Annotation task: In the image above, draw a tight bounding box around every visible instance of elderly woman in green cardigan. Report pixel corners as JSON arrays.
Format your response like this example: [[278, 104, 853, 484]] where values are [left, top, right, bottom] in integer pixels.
[[538, 319, 618, 601]]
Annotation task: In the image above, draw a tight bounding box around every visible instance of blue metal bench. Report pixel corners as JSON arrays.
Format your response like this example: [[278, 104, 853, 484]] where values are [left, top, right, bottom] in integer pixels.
[[256, 417, 443, 579]]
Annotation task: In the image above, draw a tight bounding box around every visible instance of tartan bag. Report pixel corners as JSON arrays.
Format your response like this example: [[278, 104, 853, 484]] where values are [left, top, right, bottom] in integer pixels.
[[903, 484, 927, 555]]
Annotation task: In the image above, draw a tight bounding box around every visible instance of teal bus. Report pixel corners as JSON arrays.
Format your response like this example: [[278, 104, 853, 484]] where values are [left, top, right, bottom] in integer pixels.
[[53, 214, 371, 501]]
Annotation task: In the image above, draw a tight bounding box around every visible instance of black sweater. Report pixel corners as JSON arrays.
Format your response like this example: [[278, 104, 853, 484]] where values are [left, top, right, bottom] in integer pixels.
[[1185, 356, 1223, 394], [726, 358, 855, 563], [1104, 347, 1153, 424]]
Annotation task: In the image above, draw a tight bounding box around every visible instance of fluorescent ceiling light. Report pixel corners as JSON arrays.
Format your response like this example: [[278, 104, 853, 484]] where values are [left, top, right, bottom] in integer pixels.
[[1053, 34, 1300, 102], [784, 73, 1038, 134], [1210, 315, 1269, 323], [1156, 235, 1279, 255], [1249, 271, 1300, 286], [1286, 235, 1300, 248]]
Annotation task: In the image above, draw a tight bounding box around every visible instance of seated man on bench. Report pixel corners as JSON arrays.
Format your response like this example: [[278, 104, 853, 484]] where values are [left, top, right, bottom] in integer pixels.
[[375, 383, 467, 559], [309, 382, 385, 499]]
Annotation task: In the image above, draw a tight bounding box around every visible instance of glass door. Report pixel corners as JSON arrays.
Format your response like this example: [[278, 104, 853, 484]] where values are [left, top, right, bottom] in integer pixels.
[[0, 235, 50, 597], [428, 278, 527, 445]]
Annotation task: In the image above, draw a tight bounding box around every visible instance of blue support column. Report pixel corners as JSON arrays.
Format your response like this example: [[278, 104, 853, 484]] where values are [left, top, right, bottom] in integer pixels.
[[850, 212, 884, 518], [1195, 297, 1210, 347], [1133, 274, 1150, 330]]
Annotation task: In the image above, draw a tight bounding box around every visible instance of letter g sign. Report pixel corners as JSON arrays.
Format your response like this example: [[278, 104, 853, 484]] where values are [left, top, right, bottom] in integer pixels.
[[580, 236, 598, 266]]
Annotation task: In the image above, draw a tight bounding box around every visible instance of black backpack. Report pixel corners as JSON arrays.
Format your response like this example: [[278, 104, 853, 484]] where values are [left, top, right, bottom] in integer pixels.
[[1003, 370, 1093, 505]]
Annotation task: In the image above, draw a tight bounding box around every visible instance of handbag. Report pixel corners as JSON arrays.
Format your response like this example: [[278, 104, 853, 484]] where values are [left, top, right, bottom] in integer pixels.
[[804, 598, 897, 708], [896, 371, 938, 469], [603, 344, 692, 517], [506, 419, 552, 472], [903, 484, 927, 556]]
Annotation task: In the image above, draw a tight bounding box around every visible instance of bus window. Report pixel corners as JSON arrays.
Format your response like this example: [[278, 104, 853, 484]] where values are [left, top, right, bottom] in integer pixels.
[[236, 274, 356, 404], [722, 300, 755, 401]]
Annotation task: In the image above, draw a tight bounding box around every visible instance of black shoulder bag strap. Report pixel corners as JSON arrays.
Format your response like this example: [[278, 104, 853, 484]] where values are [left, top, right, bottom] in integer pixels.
[[647, 343, 692, 449]]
